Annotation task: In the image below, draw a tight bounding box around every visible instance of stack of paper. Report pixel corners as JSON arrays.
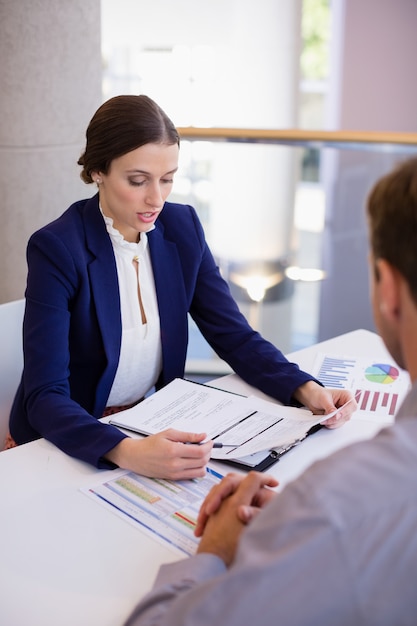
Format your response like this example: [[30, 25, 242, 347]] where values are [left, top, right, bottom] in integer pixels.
[[109, 378, 342, 469]]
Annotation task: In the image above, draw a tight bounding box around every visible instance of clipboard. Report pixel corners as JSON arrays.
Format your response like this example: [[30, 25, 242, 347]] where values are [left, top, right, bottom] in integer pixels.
[[109, 378, 331, 471], [219, 423, 323, 472]]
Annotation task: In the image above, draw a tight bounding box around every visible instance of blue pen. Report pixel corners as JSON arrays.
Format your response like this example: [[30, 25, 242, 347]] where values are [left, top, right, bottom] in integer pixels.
[[186, 442, 239, 448]]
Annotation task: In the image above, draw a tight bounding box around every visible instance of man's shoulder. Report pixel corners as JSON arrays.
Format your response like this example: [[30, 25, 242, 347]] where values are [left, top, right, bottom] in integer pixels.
[[295, 417, 417, 519]]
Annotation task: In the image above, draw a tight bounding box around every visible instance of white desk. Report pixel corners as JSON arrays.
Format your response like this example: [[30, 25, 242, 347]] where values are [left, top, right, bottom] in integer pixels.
[[0, 329, 396, 625]]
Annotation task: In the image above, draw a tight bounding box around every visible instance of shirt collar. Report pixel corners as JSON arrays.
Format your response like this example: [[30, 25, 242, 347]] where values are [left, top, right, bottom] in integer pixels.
[[99, 204, 154, 255]]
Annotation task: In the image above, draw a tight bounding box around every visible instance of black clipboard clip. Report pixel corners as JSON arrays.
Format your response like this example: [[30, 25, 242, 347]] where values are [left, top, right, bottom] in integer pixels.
[[270, 437, 304, 458], [217, 423, 324, 473], [270, 423, 323, 460]]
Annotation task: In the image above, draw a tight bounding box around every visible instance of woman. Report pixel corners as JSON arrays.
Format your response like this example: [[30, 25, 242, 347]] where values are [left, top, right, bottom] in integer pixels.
[[9, 95, 355, 478]]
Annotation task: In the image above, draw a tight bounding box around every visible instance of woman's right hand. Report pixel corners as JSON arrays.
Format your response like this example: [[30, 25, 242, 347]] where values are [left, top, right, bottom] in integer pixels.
[[104, 429, 213, 480]]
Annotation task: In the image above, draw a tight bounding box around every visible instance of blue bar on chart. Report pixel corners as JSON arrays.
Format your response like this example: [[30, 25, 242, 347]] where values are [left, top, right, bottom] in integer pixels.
[[316, 356, 356, 388]]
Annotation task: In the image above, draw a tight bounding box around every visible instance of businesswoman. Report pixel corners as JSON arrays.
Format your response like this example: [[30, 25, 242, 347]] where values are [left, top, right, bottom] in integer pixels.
[[9, 95, 355, 479]]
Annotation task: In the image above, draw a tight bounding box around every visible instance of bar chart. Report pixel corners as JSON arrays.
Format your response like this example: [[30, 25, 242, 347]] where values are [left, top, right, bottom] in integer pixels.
[[314, 354, 410, 422]]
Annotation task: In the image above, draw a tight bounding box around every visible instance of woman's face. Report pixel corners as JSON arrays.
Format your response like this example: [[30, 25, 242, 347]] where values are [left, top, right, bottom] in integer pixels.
[[95, 142, 179, 242]]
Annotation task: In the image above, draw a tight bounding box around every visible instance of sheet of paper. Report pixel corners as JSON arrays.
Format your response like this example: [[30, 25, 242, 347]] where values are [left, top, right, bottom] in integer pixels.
[[210, 397, 325, 459], [313, 353, 411, 424], [109, 378, 252, 440], [110, 378, 349, 462], [81, 466, 223, 556]]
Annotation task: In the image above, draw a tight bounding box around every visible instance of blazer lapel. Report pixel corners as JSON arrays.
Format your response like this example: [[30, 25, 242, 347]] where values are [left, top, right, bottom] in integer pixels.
[[83, 196, 122, 394]]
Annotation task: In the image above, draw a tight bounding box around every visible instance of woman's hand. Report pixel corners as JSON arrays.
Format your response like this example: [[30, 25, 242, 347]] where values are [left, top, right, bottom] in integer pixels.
[[105, 428, 213, 480], [293, 381, 357, 429]]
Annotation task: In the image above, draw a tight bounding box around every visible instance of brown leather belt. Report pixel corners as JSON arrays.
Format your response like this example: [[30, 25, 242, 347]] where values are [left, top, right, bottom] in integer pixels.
[[102, 398, 144, 418]]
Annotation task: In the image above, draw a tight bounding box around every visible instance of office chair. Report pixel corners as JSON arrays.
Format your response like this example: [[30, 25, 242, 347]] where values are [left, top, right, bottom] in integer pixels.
[[0, 299, 24, 450]]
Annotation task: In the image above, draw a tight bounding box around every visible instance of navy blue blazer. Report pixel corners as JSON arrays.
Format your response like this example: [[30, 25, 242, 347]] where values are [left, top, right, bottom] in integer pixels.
[[10, 194, 315, 467]]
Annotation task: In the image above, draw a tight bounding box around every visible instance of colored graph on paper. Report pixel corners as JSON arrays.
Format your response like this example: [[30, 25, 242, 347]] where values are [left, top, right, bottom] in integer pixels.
[[313, 354, 410, 423], [82, 466, 223, 556]]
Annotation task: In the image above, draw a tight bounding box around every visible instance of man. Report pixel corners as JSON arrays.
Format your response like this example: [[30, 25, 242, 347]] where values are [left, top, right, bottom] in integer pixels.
[[124, 157, 417, 626]]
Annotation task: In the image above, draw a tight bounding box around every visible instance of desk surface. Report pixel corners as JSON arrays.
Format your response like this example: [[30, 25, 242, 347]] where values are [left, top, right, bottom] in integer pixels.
[[0, 329, 396, 625]]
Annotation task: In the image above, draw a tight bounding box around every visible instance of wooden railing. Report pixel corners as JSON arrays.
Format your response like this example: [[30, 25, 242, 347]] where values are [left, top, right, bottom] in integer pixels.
[[177, 127, 417, 150]]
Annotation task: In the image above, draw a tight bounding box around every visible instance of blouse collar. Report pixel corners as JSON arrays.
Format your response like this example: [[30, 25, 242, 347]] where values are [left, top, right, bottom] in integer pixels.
[[99, 205, 155, 256]]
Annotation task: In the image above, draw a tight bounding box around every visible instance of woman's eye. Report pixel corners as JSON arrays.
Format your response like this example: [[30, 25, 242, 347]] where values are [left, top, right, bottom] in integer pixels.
[[128, 177, 173, 186]]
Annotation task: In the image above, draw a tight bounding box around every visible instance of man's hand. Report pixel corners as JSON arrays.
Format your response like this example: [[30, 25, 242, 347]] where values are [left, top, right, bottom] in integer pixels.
[[195, 472, 278, 566]]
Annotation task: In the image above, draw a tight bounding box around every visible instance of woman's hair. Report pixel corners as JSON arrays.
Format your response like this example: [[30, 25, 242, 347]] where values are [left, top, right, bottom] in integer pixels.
[[78, 95, 180, 183], [367, 156, 417, 304]]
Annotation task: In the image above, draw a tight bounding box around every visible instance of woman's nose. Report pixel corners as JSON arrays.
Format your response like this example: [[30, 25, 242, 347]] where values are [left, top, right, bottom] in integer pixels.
[[145, 182, 164, 207]]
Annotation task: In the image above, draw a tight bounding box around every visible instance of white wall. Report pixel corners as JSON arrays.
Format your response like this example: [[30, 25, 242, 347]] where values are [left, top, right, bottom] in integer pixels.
[[0, 0, 102, 302]]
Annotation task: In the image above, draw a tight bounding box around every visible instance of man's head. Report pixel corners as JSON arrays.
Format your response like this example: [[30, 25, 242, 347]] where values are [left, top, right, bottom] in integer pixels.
[[367, 156, 417, 376], [367, 156, 417, 305]]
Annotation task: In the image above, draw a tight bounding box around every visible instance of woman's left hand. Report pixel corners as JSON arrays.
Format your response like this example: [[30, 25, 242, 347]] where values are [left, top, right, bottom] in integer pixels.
[[293, 381, 357, 429]]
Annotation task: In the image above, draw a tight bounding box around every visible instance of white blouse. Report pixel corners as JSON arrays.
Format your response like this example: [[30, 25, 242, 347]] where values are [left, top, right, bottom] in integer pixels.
[[101, 212, 162, 407]]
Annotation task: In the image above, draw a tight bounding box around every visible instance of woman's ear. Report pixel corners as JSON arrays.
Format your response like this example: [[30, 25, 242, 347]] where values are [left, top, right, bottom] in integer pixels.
[[91, 171, 102, 185]]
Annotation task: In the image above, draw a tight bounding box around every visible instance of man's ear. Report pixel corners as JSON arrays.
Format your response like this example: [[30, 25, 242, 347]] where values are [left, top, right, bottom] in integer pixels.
[[376, 258, 401, 322]]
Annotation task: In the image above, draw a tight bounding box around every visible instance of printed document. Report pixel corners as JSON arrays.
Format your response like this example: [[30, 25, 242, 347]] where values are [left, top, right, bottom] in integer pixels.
[[313, 353, 410, 424], [82, 466, 223, 556], [109, 378, 339, 462]]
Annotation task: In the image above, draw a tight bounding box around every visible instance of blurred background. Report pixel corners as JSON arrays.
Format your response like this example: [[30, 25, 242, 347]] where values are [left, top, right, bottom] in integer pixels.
[[1, 0, 417, 378]]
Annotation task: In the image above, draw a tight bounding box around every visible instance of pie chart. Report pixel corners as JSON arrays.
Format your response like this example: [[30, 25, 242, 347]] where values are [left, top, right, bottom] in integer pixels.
[[365, 363, 399, 384]]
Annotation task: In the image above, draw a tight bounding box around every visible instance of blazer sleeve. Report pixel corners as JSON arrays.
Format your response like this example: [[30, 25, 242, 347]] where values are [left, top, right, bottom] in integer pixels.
[[160, 204, 318, 405], [10, 212, 127, 468]]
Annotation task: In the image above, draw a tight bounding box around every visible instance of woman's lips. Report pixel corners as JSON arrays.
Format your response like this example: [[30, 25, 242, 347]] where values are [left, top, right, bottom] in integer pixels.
[[137, 211, 158, 224]]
